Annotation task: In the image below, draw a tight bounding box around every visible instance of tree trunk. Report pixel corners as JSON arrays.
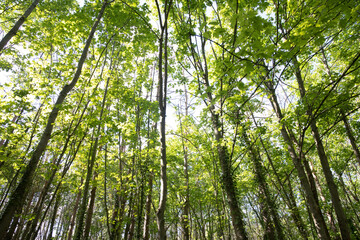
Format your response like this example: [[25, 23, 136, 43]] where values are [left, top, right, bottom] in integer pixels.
[[0, 1, 108, 237], [243, 132, 279, 239], [143, 172, 153, 240], [259, 131, 308, 240], [67, 186, 82, 240], [341, 111, 360, 166], [179, 85, 190, 240], [46, 192, 61, 240], [0, 0, 41, 52], [84, 178, 97, 240], [155, 1, 172, 239], [293, 58, 351, 240], [213, 115, 248, 240], [264, 77, 331, 240], [74, 74, 110, 240]]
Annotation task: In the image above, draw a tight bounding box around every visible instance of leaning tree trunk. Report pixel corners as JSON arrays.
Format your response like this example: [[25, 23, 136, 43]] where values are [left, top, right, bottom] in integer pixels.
[[0, 1, 108, 237], [293, 57, 351, 240], [0, 0, 41, 52], [258, 132, 309, 240], [264, 76, 331, 240], [211, 113, 248, 240], [341, 111, 360, 166]]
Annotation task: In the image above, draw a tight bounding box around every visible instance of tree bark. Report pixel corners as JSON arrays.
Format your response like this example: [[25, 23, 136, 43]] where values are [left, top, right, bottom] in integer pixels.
[[243, 132, 279, 239], [259, 132, 309, 240], [213, 114, 248, 240], [83, 177, 97, 240], [155, 1, 172, 239], [143, 172, 153, 240], [0, 1, 108, 237], [0, 0, 41, 52], [293, 58, 351, 240], [341, 111, 360, 166], [74, 75, 110, 240], [46, 191, 60, 240], [264, 77, 331, 240], [67, 186, 82, 240]]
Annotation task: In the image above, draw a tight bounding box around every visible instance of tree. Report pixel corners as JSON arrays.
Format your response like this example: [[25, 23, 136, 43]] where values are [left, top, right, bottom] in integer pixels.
[[0, 0, 359, 239]]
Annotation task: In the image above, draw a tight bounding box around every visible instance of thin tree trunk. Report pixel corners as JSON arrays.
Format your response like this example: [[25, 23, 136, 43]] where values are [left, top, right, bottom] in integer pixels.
[[0, 2, 108, 237], [264, 76, 331, 240], [74, 74, 110, 240], [341, 111, 360, 166], [260, 131, 308, 240], [143, 172, 153, 240], [293, 57, 351, 240], [47, 192, 61, 240], [214, 118, 248, 240], [155, 1, 172, 239], [179, 85, 190, 240], [83, 175, 97, 240], [0, 0, 41, 52], [67, 186, 82, 240], [243, 132, 277, 240]]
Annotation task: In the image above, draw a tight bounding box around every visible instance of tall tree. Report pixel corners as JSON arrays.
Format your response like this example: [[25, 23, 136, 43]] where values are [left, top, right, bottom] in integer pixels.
[[0, 1, 109, 237]]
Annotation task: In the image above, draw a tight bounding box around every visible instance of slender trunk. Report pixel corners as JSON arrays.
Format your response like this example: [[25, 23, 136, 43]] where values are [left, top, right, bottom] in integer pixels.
[[47, 192, 61, 240], [111, 188, 127, 240], [264, 77, 331, 240], [143, 172, 153, 240], [309, 161, 338, 237], [341, 111, 360, 166], [287, 179, 309, 240], [179, 85, 190, 240], [111, 132, 126, 239], [213, 115, 248, 240], [11, 190, 36, 240], [155, 1, 172, 239], [0, 2, 107, 236], [127, 213, 136, 240], [0, 0, 41, 52], [67, 186, 82, 240], [83, 177, 97, 240], [243, 133, 277, 239], [293, 58, 351, 240], [74, 75, 110, 240], [260, 131, 308, 239], [104, 144, 111, 238], [143, 64, 156, 240]]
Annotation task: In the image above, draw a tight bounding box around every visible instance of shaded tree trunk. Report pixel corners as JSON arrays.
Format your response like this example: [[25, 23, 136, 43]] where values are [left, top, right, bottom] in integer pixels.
[[341, 111, 360, 166], [74, 74, 110, 240], [143, 172, 153, 240], [84, 176, 97, 240], [46, 191, 60, 240], [67, 186, 82, 240], [243, 132, 281, 239], [0, 0, 41, 52], [264, 76, 331, 240], [155, 1, 172, 239], [293, 58, 351, 240], [0, 1, 108, 237]]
